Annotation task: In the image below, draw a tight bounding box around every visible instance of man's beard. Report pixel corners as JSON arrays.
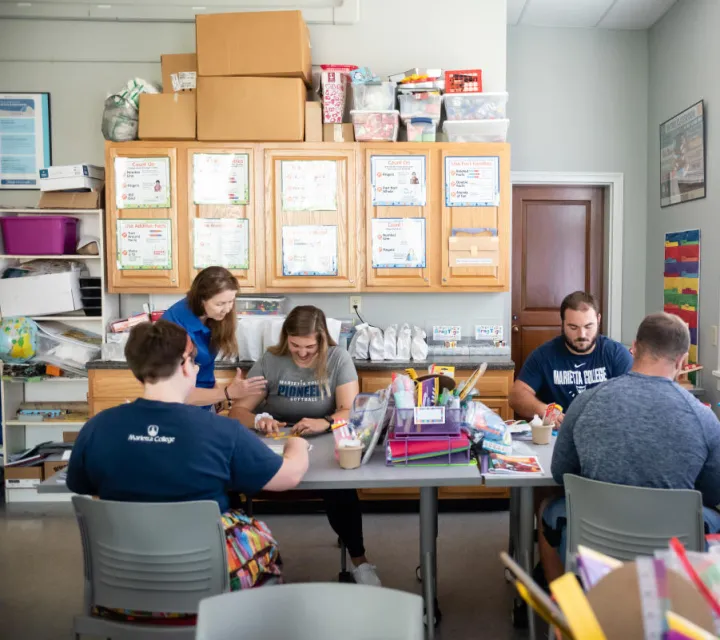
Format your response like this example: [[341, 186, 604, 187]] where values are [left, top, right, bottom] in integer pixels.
[[563, 332, 598, 354]]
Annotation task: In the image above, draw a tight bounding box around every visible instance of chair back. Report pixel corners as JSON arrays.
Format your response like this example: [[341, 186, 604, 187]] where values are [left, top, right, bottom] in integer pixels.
[[195, 583, 424, 640], [564, 474, 705, 563], [72, 496, 228, 614]]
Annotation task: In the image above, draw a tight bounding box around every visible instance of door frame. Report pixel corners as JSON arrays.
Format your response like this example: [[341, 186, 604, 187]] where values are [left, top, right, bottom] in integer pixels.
[[510, 171, 624, 342]]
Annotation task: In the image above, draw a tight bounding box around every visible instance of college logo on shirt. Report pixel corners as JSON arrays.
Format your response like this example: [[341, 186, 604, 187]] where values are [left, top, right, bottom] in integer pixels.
[[552, 367, 608, 399], [128, 424, 176, 444], [278, 379, 324, 403]]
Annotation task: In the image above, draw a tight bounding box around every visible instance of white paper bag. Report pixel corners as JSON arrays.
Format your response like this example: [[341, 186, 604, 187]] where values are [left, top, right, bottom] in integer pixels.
[[397, 323, 411, 360], [384, 324, 398, 360], [262, 316, 287, 352], [236, 316, 268, 361], [368, 326, 385, 361], [411, 325, 428, 361], [326, 317, 342, 344], [349, 323, 370, 360]]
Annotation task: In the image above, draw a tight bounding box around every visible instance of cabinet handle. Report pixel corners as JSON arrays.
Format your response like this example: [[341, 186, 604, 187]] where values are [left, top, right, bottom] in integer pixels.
[[349, 279, 355, 283], [442, 277, 447, 282], [424, 277, 429, 282]]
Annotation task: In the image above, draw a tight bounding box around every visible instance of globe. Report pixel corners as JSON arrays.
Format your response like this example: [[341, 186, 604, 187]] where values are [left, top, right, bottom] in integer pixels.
[[0, 317, 38, 363]]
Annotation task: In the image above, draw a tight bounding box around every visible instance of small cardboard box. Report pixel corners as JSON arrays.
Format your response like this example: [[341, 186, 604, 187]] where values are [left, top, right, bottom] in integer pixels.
[[323, 123, 355, 142], [38, 189, 104, 209], [196, 10, 311, 85], [197, 77, 305, 142], [43, 456, 70, 479], [448, 236, 499, 267], [161, 53, 197, 93], [139, 93, 196, 141], [305, 102, 322, 142], [4, 466, 43, 488], [63, 431, 79, 443], [0, 270, 83, 316]]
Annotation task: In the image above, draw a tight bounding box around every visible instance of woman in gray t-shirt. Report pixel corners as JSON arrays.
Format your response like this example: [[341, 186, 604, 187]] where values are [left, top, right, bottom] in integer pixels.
[[231, 306, 380, 587]]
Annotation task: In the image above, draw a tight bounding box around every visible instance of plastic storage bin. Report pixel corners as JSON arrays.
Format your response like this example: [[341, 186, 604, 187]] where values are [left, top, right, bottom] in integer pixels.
[[386, 432, 471, 466], [236, 296, 287, 316], [0, 216, 79, 255], [443, 119, 509, 143], [398, 91, 442, 121], [350, 110, 399, 142], [406, 118, 437, 142], [352, 82, 396, 111], [394, 407, 462, 437], [35, 323, 102, 375], [443, 92, 508, 121]]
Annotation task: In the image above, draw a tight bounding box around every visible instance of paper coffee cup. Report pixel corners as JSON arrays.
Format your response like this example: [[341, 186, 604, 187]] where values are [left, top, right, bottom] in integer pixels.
[[338, 444, 363, 469], [532, 423, 553, 445]]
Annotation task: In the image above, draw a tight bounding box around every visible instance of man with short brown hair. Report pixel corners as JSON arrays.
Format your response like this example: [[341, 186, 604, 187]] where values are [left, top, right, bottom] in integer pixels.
[[509, 291, 632, 422]]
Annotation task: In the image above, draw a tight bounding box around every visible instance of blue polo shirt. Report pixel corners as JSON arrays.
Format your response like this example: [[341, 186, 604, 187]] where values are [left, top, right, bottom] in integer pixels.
[[66, 399, 283, 512], [163, 298, 216, 390]]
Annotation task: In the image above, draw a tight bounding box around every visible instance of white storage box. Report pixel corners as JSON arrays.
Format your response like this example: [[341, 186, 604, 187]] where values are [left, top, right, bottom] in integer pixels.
[[0, 271, 83, 317], [352, 82, 396, 111], [443, 119, 509, 143], [443, 92, 508, 121], [39, 164, 105, 180], [350, 110, 399, 142], [398, 92, 442, 122]]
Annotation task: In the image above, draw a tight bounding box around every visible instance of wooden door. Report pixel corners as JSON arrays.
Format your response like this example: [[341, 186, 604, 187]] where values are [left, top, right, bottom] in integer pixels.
[[364, 146, 434, 289], [187, 146, 258, 292], [263, 144, 359, 291], [511, 185, 604, 373], [440, 144, 511, 290], [106, 143, 182, 293]]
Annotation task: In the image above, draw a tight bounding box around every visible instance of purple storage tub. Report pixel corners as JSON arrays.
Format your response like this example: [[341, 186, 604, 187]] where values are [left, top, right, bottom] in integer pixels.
[[0, 216, 79, 255], [386, 432, 471, 466], [394, 407, 462, 437]]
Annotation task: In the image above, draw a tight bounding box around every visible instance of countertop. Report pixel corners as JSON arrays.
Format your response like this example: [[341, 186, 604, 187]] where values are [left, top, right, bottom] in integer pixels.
[[86, 355, 514, 371]]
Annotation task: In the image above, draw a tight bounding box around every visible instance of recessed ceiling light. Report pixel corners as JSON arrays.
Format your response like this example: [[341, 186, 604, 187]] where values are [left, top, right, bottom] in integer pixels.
[[17, 2, 32, 7], [193, 6, 207, 10], [97, 4, 111, 8]]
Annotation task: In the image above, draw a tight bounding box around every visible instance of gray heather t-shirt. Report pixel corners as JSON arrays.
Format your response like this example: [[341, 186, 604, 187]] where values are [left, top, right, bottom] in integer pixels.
[[248, 347, 358, 424], [552, 372, 720, 507]]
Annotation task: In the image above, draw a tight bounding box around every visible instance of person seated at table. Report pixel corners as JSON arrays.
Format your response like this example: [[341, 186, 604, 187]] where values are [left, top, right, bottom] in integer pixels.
[[67, 320, 310, 603], [230, 305, 381, 587], [509, 291, 632, 424], [541, 312, 720, 582]]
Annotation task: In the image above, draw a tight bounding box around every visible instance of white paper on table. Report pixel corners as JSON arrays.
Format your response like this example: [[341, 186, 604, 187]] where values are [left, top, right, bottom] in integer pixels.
[[114, 157, 171, 209], [281, 160, 337, 211], [193, 218, 249, 269], [193, 153, 249, 205], [371, 155, 427, 206], [116, 219, 172, 270], [282, 225, 338, 276], [371, 218, 426, 268], [444, 156, 500, 207]]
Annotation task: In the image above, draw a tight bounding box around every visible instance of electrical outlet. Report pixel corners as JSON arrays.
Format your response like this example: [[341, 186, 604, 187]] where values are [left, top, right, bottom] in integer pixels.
[[712, 325, 718, 347], [349, 296, 362, 314]]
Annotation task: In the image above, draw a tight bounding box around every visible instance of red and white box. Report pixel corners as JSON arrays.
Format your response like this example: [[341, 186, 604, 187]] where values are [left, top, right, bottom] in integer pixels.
[[321, 70, 349, 124]]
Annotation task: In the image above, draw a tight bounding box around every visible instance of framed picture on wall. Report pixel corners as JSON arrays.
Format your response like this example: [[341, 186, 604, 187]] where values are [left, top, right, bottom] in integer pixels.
[[660, 100, 705, 208], [0, 92, 52, 190]]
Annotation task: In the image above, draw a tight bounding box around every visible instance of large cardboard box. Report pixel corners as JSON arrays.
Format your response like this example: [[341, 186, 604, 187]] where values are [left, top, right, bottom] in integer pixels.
[[305, 102, 322, 142], [0, 271, 83, 317], [197, 77, 305, 142], [43, 456, 70, 479], [4, 466, 43, 488], [139, 93, 196, 141], [323, 123, 355, 142], [196, 10, 311, 85], [38, 189, 103, 209], [161, 53, 197, 93]]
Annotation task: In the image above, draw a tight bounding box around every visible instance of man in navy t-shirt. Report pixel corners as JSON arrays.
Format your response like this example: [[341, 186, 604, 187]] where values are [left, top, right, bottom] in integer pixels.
[[67, 320, 309, 511], [510, 291, 632, 424]]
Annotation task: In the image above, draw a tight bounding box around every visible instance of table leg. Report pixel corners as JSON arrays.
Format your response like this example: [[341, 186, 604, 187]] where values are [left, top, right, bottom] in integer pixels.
[[509, 487, 520, 559], [419, 486, 439, 640], [519, 485, 537, 640]]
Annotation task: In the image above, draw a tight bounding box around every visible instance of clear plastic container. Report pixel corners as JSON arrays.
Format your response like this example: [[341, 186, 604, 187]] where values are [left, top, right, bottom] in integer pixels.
[[352, 82, 396, 111], [350, 110, 399, 142], [398, 91, 442, 121], [236, 296, 287, 316], [406, 118, 437, 142], [443, 92, 509, 121], [443, 119, 509, 143], [34, 322, 101, 375]]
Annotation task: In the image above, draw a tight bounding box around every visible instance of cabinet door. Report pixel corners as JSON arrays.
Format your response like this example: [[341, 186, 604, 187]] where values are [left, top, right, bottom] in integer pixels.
[[264, 145, 359, 291], [440, 144, 510, 290], [187, 147, 258, 291], [106, 144, 182, 292], [363, 146, 434, 289]]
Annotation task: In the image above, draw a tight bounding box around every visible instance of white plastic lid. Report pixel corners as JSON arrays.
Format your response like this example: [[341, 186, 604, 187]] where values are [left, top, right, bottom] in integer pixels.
[[443, 91, 509, 100], [350, 110, 400, 114], [443, 119, 510, 133]]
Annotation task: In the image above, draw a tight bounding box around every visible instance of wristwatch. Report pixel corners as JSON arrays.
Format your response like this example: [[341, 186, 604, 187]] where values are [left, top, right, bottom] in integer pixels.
[[324, 415, 334, 432]]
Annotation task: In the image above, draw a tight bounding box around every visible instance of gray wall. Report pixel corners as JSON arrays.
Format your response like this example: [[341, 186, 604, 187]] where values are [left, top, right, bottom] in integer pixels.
[[507, 26, 649, 343], [647, 0, 719, 403]]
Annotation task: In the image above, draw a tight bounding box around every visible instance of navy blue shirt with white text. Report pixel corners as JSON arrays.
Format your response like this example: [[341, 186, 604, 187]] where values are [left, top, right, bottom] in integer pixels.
[[66, 399, 283, 512], [518, 335, 632, 411]]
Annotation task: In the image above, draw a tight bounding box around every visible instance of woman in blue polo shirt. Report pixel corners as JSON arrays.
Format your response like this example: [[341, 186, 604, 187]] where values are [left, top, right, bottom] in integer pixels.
[[162, 266, 266, 408]]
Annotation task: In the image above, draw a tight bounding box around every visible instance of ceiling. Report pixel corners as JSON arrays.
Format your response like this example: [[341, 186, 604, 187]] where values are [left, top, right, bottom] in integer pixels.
[[508, 0, 678, 29]]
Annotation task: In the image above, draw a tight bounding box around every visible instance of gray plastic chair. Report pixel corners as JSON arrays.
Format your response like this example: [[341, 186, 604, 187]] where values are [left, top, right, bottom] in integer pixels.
[[72, 495, 229, 640], [564, 474, 705, 563], [195, 583, 424, 640]]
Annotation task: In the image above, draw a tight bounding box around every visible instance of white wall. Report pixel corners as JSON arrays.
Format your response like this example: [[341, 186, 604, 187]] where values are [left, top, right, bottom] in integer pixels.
[[507, 26, 649, 343], [0, 0, 509, 331], [647, 0, 719, 404]]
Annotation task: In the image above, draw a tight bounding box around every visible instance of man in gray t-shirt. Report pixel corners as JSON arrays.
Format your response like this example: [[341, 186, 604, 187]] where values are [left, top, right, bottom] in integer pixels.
[[540, 312, 720, 582]]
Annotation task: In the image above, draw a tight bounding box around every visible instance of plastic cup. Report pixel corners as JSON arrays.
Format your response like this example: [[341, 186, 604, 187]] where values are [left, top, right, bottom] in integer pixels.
[[338, 444, 363, 469], [532, 423, 553, 445]]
